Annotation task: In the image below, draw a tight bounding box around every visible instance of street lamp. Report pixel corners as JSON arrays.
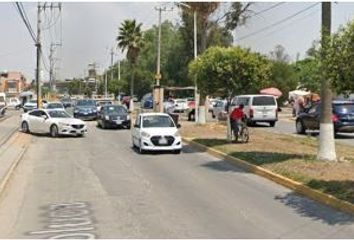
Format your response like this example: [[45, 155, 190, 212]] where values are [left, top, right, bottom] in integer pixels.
[[175, 2, 199, 123]]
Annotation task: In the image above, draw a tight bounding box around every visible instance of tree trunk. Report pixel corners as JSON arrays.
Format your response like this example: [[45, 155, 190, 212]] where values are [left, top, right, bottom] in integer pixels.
[[317, 2, 336, 161], [129, 63, 135, 112]]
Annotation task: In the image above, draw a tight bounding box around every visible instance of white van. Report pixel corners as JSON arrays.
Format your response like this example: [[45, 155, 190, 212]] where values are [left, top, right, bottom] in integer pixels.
[[231, 94, 278, 127]]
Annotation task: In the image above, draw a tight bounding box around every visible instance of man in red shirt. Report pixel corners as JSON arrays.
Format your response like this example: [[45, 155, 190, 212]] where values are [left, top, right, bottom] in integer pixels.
[[230, 104, 245, 142]]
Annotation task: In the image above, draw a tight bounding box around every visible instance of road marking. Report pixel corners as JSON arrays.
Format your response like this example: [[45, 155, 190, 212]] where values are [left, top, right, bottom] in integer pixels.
[[28, 202, 97, 239]]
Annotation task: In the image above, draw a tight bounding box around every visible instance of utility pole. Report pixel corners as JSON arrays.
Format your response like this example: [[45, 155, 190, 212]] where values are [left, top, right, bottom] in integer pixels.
[[36, 2, 42, 108], [154, 6, 173, 112], [49, 43, 61, 92], [193, 10, 199, 124], [317, 2, 336, 161], [104, 72, 108, 98], [110, 48, 114, 97]]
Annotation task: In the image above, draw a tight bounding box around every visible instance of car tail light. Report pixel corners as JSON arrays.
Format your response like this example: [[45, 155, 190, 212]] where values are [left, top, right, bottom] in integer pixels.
[[249, 109, 254, 118], [332, 114, 339, 122]]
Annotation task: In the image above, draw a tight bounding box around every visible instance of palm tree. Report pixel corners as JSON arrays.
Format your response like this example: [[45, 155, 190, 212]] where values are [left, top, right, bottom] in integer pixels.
[[117, 19, 143, 99]]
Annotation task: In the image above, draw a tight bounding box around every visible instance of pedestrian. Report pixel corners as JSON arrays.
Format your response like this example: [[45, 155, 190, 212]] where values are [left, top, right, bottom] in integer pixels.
[[230, 104, 245, 143]]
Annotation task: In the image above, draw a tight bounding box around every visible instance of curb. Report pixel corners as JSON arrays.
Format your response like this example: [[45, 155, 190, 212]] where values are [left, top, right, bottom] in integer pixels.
[[182, 137, 354, 216]]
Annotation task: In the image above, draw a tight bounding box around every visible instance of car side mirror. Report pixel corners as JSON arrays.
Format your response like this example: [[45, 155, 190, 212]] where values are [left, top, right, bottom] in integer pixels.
[[41, 115, 48, 120], [177, 123, 181, 128]]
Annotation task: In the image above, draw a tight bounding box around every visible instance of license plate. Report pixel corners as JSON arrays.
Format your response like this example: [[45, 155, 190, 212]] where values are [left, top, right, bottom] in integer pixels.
[[159, 138, 168, 144], [84, 112, 88, 115], [115, 120, 122, 124]]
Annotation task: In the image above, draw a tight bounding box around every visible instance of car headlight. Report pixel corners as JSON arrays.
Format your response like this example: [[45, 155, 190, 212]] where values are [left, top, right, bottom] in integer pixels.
[[174, 131, 181, 137], [105, 115, 110, 120], [74, 110, 79, 113], [127, 115, 130, 120], [59, 122, 70, 127], [141, 131, 151, 138]]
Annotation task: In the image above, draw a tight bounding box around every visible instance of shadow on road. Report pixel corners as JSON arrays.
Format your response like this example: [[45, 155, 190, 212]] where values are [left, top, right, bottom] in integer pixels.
[[275, 192, 354, 225], [200, 160, 246, 173]]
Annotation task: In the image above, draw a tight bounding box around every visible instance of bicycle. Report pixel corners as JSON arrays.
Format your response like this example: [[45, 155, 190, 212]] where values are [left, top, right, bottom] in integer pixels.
[[231, 119, 249, 143]]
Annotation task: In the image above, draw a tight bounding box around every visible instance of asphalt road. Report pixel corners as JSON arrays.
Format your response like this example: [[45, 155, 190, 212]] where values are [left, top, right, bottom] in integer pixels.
[[0, 119, 354, 238]]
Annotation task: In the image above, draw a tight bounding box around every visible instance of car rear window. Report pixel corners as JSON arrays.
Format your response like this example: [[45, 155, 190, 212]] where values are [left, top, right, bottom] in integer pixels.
[[334, 104, 354, 114], [252, 96, 276, 106]]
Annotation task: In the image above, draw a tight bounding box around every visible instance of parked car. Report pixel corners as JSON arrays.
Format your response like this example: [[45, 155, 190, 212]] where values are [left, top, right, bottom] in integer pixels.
[[132, 113, 182, 154], [296, 100, 354, 135], [141, 93, 153, 109], [231, 94, 278, 127], [212, 100, 227, 121], [174, 98, 188, 112], [23, 100, 38, 112], [20, 109, 87, 137], [97, 105, 131, 129], [60, 97, 72, 108], [7, 97, 21, 109], [96, 100, 114, 112], [45, 102, 65, 110], [0, 92, 7, 109], [73, 99, 98, 120]]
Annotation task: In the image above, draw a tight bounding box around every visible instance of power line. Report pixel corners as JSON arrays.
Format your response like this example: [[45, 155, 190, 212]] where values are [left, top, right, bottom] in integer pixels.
[[249, 2, 286, 18], [236, 3, 320, 42], [13, 2, 37, 43]]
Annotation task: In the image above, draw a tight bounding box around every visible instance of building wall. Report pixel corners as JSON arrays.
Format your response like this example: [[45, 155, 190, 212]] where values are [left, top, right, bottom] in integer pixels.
[[0, 71, 27, 97]]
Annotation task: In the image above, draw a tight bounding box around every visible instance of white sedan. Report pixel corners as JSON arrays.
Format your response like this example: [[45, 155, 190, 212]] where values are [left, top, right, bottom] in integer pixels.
[[132, 113, 182, 154], [21, 109, 87, 137]]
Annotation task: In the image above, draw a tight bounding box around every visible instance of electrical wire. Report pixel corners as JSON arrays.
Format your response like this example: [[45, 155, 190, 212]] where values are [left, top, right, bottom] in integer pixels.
[[236, 2, 320, 42], [249, 2, 286, 18], [14, 2, 37, 43]]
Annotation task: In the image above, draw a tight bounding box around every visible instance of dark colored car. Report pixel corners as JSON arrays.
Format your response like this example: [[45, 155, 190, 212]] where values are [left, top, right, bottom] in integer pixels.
[[141, 93, 153, 109], [73, 99, 98, 120], [97, 105, 130, 129], [296, 100, 354, 135], [60, 97, 72, 108]]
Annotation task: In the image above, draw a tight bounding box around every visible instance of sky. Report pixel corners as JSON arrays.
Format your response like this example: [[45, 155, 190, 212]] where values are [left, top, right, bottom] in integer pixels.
[[1, 1, 354, 82]]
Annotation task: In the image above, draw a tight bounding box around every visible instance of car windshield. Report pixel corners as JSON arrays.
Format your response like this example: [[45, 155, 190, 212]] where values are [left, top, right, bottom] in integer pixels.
[[252, 96, 276, 106], [76, 99, 96, 106], [142, 115, 175, 128], [48, 110, 71, 118], [334, 104, 354, 114], [47, 103, 63, 109], [103, 106, 127, 114], [29, 100, 37, 104]]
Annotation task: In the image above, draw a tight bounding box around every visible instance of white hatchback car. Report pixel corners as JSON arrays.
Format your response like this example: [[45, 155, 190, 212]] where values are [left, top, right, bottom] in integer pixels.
[[132, 113, 182, 154], [21, 109, 87, 137]]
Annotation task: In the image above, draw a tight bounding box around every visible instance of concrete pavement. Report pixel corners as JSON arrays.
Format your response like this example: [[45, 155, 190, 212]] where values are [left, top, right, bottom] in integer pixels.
[[0, 121, 353, 238]]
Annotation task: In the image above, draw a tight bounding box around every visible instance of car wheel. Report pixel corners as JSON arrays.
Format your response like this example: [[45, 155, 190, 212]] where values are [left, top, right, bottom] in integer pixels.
[[296, 120, 306, 134], [212, 113, 215, 118], [50, 125, 59, 138], [21, 121, 30, 133], [126, 124, 131, 129], [269, 121, 276, 127]]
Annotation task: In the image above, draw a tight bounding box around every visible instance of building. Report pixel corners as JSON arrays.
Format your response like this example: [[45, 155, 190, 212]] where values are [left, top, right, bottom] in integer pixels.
[[0, 71, 28, 97]]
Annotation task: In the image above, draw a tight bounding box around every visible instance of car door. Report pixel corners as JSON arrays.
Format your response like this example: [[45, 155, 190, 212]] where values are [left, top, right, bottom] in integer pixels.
[[28, 110, 42, 132], [302, 104, 319, 129], [132, 115, 141, 145], [36, 110, 50, 133]]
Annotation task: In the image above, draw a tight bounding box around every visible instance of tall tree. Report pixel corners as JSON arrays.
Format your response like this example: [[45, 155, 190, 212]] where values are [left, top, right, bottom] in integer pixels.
[[117, 19, 144, 99]]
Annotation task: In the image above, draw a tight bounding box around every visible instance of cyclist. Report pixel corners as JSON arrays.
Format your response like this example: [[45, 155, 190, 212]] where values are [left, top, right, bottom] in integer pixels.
[[230, 103, 245, 142]]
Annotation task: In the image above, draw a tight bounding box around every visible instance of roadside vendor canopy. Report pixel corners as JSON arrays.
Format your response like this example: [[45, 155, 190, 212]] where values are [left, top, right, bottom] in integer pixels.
[[260, 87, 282, 97], [288, 90, 310, 99]]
